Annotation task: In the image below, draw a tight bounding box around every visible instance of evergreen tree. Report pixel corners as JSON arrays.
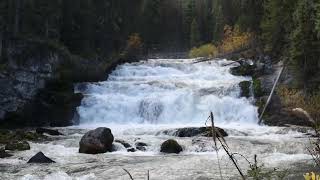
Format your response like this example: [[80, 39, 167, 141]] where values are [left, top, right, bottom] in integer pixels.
[[289, 0, 320, 91], [190, 18, 201, 47], [212, 0, 224, 42], [260, 0, 297, 56]]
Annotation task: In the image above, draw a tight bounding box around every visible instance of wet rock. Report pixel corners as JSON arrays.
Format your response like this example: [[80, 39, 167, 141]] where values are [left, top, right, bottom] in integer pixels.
[[135, 142, 148, 151], [127, 147, 136, 152], [0, 130, 46, 145], [36, 128, 63, 136], [5, 141, 30, 151], [136, 146, 147, 151], [239, 81, 251, 98], [162, 127, 228, 138], [160, 139, 183, 154], [230, 61, 255, 76], [115, 139, 132, 148], [27, 152, 55, 163], [0, 148, 12, 158], [79, 127, 114, 154], [135, 142, 148, 147]]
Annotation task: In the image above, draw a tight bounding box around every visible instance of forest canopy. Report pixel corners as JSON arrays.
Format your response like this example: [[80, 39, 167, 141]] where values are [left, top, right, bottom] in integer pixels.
[[0, 0, 319, 92]]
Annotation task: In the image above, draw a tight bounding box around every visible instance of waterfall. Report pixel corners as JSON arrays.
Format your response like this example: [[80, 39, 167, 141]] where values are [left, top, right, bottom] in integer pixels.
[[77, 58, 258, 126]]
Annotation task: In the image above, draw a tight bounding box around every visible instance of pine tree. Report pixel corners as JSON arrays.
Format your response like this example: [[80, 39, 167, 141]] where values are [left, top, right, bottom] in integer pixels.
[[260, 0, 297, 56], [290, 0, 319, 91], [190, 18, 201, 47], [212, 0, 224, 42]]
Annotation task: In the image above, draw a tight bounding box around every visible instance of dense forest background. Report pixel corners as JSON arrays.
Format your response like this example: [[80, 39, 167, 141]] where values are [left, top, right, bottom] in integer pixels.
[[0, 0, 319, 93]]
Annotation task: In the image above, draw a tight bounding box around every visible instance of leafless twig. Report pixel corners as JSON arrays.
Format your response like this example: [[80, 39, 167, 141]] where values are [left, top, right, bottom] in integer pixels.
[[123, 169, 134, 180]]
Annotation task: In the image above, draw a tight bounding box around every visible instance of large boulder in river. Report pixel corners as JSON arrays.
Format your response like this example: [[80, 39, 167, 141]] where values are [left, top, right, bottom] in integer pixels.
[[161, 127, 228, 138], [79, 127, 114, 154], [160, 139, 183, 154], [5, 141, 30, 151], [27, 152, 55, 163]]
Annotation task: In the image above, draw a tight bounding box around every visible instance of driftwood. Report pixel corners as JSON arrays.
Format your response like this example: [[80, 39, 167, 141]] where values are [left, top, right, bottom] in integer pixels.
[[258, 66, 284, 124]]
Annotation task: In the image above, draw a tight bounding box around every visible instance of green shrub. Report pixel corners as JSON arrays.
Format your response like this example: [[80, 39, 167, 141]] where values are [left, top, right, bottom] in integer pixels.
[[189, 44, 218, 58]]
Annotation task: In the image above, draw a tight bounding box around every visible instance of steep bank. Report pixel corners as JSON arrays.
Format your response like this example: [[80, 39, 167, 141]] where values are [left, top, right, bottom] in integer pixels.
[[0, 38, 136, 128], [228, 48, 312, 127]]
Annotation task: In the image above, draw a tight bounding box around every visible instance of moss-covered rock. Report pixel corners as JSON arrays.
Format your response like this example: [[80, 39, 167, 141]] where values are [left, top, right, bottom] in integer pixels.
[[230, 64, 255, 76], [239, 81, 251, 98], [5, 141, 30, 151], [160, 139, 183, 154], [0, 130, 46, 145], [253, 78, 264, 97]]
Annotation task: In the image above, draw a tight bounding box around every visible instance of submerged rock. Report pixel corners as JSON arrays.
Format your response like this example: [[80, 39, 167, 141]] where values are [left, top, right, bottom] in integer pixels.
[[160, 139, 183, 154], [161, 127, 228, 138], [5, 141, 30, 151], [115, 139, 132, 148], [79, 127, 114, 154], [0, 148, 12, 158], [135, 142, 148, 152], [115, 139, 136, 152], [27, 152, 55, 163], [36, 128, 63, 136]]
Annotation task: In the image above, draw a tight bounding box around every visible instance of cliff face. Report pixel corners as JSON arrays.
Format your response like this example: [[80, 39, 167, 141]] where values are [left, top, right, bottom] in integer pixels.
[[0, 39, 122, 127]]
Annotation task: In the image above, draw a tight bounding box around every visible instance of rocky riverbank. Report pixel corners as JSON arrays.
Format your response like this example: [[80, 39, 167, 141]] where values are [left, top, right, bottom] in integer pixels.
[[232, 53, 312, 127]]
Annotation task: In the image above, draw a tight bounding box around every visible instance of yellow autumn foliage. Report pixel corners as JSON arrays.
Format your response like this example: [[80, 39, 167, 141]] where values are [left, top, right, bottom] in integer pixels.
[[127, 33, 143, 50], [304, 172, 320, 180], [219, 25, 252, 54], [189, 44, 219, 58]]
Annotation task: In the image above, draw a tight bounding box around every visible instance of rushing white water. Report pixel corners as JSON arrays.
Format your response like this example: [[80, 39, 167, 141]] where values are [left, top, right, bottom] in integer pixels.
[[1, 58, 315, 180], [77, 58, 257, 126]]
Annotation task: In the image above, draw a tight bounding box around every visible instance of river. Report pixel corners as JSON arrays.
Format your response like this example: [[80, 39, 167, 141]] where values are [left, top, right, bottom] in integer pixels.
[[0, 58, 314, 179]]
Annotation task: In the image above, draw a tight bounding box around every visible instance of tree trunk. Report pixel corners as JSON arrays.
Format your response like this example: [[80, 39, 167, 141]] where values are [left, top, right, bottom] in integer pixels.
[[14, 0, 22, 36], [0, 30, 2, 62]]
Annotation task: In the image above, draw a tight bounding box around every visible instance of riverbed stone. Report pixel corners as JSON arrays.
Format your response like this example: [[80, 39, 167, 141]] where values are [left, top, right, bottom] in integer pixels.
[[161, 127, 228, 138], [160, 139, 183, 154], [27, 152, 55, 163], [79, 127, 114, 154]]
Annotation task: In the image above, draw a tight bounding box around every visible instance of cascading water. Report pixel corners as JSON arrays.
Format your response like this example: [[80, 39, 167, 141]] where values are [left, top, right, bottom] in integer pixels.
[[1, 58, 314, 180], [77, 58, 258, 126]]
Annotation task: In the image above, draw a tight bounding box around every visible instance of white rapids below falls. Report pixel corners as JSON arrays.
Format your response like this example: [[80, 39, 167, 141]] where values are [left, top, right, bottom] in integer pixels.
[[0, 58, 315, 180]]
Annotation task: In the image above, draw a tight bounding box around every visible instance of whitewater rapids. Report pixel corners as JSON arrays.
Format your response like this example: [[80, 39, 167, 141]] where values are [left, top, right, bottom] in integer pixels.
[[0, 58, 314, 180]]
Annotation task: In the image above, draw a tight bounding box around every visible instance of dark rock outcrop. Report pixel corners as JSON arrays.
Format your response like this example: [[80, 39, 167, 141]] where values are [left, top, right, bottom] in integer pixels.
[[5, 140, 30, 151], [27, 152, 55, 163], [160, 139, 183, 154], [36, 128, 63, 136], [0, 39, 135, 127], [79, 127, 114, 154], [161, 127, 228, 138]]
